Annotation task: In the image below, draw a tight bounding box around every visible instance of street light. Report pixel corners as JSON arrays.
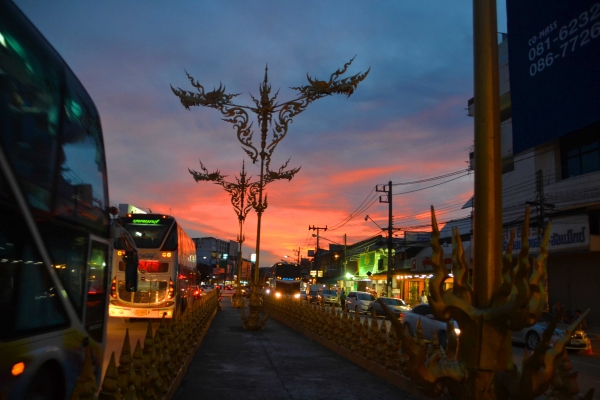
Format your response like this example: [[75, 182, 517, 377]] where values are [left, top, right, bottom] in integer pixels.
[[364, 214, 384, 231], [173, 58, 368, 331]]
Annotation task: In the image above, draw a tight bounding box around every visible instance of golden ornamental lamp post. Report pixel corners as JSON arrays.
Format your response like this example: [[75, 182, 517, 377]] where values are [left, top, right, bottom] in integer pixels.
[[189, 160, 256, 309], [378, 1, 593, 399], [172, 58, 369, 330]]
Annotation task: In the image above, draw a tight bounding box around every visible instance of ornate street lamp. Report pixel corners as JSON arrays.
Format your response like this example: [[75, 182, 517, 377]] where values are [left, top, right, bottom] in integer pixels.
[[173, 58, 369, 330], [189, 160, 255, 308]]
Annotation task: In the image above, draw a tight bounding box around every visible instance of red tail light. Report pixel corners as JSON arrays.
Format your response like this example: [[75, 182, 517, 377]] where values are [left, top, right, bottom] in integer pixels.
[[399, 313, 404, 319], [110, 276, 117, 299], [168, 278, 175, 299]]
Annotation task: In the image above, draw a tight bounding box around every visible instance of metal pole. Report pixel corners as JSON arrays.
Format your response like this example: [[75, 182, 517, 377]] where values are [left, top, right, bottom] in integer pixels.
[[387, 180, 393, 296], [472, 0, 501, 309]]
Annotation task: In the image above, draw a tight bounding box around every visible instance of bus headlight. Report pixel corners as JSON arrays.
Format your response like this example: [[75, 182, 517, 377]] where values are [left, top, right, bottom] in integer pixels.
[[275, 292, 282, 299]]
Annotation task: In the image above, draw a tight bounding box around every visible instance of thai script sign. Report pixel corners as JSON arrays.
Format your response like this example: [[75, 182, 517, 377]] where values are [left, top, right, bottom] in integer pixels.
[[502, 215, 589, 254]]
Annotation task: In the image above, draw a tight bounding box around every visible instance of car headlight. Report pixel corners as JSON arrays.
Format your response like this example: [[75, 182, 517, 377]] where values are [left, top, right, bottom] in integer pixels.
[[294, 293, 300, 299], [266, 289, 270, 294], [275, 292, 281, 298], [454, 328, 461, 336]]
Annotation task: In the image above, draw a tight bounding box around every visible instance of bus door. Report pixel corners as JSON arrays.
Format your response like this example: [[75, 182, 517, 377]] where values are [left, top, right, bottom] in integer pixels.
[[84, 238, 109, 344]]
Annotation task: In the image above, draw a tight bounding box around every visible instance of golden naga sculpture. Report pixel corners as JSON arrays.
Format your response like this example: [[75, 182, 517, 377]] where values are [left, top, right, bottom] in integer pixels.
[[380, 206, 593, 400]]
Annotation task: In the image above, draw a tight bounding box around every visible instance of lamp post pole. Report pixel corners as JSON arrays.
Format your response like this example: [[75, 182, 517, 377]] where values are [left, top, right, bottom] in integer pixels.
[[173, 58, 368, 330]]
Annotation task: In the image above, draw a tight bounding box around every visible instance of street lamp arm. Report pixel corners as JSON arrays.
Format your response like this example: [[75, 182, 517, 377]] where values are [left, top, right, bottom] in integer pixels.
[[189, 160, 227, 182], [290, 56, 370, 99], [364, 214, 385, 232], [265, 157, 301, 183]]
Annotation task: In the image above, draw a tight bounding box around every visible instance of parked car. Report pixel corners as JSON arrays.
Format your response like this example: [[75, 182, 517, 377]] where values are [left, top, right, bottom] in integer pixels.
[[345, 291, 376, 314], [317, 289, 340, 306], [368, 297, 410, 319], [402, 304, 460, 349], [511, 311, 590, 351]]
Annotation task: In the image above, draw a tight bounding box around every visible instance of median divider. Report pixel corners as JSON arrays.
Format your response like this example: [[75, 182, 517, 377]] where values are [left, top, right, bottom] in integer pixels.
[[70, 290, 219, 400]]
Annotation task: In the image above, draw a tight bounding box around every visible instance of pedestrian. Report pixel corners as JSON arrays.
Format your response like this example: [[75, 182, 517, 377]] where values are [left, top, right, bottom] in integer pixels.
[[340, 289, 346, 310], [420, 291, 428, 304], [574, 309, 588, 330], [551, 300, 562, 317]]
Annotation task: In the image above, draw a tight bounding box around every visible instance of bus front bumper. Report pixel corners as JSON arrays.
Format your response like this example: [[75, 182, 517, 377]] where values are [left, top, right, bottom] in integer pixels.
[[108, 304, 175, 319]]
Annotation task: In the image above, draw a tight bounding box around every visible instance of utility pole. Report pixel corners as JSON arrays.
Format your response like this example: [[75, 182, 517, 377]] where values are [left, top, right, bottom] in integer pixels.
[[293, 247, 300, 264], [527, 169, 554, 312], [343, 234, 347, 278], [309, 225, 327, 277], [377, 181, 393, 296]]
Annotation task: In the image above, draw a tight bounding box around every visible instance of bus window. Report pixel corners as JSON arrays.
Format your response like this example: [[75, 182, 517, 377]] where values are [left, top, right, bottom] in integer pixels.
[[0, 213, 69, 340], [38, 224, 89, 318], [85, 241, 108, 342], [55, 71, 108, 236], [0, 12, 63, 212]]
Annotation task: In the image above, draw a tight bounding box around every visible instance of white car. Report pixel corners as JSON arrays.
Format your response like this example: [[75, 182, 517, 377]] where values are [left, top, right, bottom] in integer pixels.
[[345, 291, 375, 314], [402, 304, 460, 349], [511, 311, 590, 351]]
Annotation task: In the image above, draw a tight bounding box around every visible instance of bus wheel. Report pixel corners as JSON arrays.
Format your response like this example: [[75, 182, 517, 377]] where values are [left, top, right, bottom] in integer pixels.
[[25, 365, 64, 400]]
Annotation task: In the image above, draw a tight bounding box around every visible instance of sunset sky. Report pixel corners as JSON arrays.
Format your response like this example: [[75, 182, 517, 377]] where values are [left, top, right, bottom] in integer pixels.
[[14, 1, 508, 267]]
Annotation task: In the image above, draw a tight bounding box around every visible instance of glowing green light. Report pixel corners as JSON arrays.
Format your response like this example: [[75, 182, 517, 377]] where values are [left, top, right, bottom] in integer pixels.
[[132, 219, 161, 224], [0, 31, 6, 47]]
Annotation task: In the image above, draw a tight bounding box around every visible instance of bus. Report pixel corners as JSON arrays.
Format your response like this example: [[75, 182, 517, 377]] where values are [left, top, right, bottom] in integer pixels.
[[267, 262, 302, 300], [108, 213, 197, 319], [0, 2, 138, 399]]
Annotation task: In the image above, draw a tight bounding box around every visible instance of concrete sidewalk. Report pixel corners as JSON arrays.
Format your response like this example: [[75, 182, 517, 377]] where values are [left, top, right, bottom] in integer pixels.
[[172, 300, 416, 400]]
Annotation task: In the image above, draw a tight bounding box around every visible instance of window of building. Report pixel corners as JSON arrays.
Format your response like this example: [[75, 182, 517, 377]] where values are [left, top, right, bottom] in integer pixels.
[[561, 122, 600, 179]]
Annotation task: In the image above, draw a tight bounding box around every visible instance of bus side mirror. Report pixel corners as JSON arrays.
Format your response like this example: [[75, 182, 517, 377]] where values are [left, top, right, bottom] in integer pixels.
[[123, 250, 138, 292]]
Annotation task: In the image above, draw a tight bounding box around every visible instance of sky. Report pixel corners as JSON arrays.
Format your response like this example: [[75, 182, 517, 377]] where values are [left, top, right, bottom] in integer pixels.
[[14, 0, 508, 267]]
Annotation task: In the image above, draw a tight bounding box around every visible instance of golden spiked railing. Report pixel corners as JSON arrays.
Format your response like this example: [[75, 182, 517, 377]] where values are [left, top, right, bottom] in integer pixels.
[[69, 290, 218, 400]]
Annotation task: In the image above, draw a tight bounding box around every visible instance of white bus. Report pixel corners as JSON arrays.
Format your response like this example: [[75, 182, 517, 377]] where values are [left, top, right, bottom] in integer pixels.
[[0, 2, 138, 399], [108, 213, 197, 319]]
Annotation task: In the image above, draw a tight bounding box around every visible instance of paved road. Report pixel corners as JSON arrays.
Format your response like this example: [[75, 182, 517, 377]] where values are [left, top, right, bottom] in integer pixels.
[[171, 301, 416, 400]]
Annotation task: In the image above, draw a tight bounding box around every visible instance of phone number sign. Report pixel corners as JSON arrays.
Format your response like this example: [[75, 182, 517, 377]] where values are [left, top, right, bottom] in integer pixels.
[[507, 0, 600, 154]]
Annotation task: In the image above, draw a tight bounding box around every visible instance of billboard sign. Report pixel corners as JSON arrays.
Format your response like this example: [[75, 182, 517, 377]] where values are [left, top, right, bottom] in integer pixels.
[[507, 0, 600, 154], [502, 215, 589, 254]]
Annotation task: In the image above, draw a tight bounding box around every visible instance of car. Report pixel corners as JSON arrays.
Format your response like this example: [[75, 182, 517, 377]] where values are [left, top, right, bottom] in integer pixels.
[[220, 286, 237, 297], [345, 291, 376, 314], [317, 289, 340, 306], [511, 311, 591, 351], [307, 290, 319, 303], [368, 297, 410, 319], [201, 284, 215, 292], [402, 304, 460, 349]]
